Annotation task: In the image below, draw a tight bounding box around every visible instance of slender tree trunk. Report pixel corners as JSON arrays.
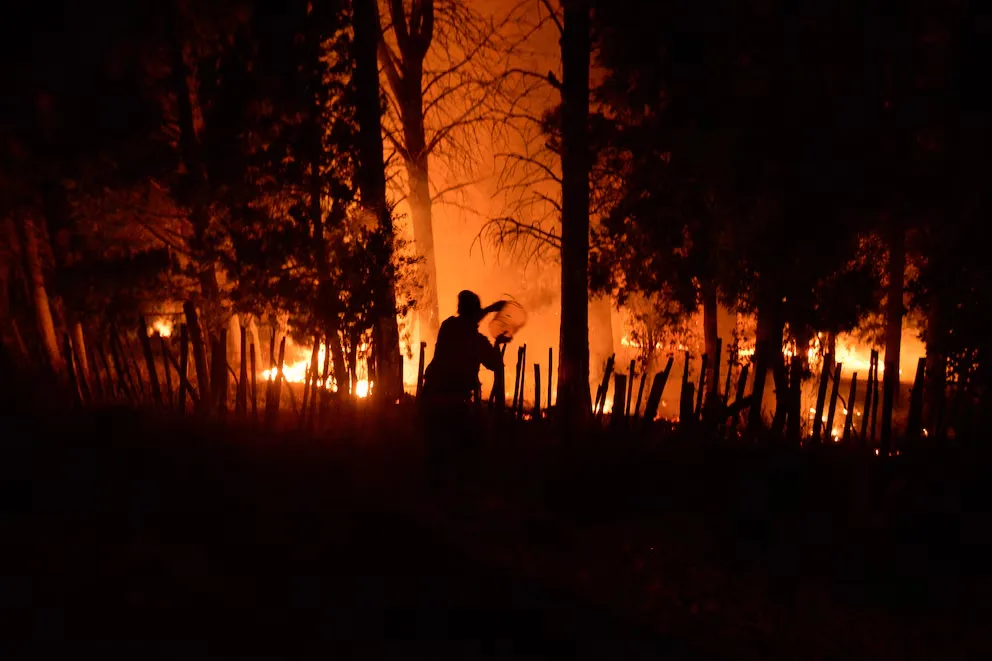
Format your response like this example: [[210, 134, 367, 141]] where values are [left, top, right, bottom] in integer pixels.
[[923, 293, 945, 435], [702, 281, 719, 398], [18, 218, 63, 373], [881, 225, 906, 454], [557, 0, 593, 423], [353, 0, 403, 401]]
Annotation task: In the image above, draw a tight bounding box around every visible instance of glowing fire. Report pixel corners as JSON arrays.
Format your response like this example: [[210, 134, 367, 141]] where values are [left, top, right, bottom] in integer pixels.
[[147, 318, 173, 338], [260, 342, 371, 398]]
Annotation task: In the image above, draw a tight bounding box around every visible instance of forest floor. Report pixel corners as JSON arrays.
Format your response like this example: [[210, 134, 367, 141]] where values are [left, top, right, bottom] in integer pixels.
[[1, 404, 989, 660]]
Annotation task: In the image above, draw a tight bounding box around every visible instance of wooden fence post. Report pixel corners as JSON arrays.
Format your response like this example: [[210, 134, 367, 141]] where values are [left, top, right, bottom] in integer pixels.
[[860, 351, 876, 445], [160, 335, 174, 410], [905, 357, 926, 440], [611, 373, 627, 428], [238, 326, 248, 417], [825, 363, 843, 441], [183, 302, 211, 416], [265, 337, 286, 430], [178, 325, 189, 413], [594, 354, 615, 417], [634, 371, 648, 420], [533, 363, 542, 419], [250, 343, 258, 425], [786, 356, 803, 444], [643, 356, 674, 426], [138, 317, 163, 406], [547, 347, 553, 410], [416, 341, 426, 398], [843, 373, 858, 444], [62, 333, 82, 405], [517, 344, 527, 419], [695, 353, 708, 420], [625, 360, 635, 418], [511, 346, 523, 412], [812, 359, 831, 443]]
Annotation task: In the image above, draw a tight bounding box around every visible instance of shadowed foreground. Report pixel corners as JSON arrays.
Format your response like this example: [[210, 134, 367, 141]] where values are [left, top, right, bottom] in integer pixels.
[[1, 408, 678, 660], [2, 406, 989, 659]]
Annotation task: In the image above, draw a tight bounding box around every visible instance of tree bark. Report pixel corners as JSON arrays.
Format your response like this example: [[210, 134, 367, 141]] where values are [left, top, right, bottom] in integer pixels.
[[923, 292, 945, 435], [557, 0, 593, 423], [377, 0, 441, 350], [881, 225, 906, 455], [18, 218, 63, 373], [167, 1, 219, 312], [702, 281, 719, 398], [354, 0, 403, 401], [747, 299, 781, 433]]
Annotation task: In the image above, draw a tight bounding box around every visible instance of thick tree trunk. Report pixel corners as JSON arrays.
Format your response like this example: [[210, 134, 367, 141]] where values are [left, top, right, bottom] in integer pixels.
[[168, 1, 219, 313], [747, 298, 782, 433], [407, 156, 440, 350], [702, 281, 719, 398], [353, 0, 403, 401], [557, 0, 593, 423], [18, 218, 63, 373], [881, 225, 906, 455]]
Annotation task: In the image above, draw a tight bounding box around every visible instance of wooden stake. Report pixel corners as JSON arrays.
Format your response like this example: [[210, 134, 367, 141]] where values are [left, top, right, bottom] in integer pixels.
[[533, 363, 542, 419], [62, 333, 82, 405], [416, 341, 426, 398], [634, 371, 648, 419], [108, 325, 135, 401], [843, 373, 858, 444], [860, 350, 876, 445], [160, 335, 174, 410], [183, 302, 211, 415], [83, 330, 106, 401], [723, 342, 737, 407], [265, 337, 286, 430], [695, 353, 708, 420], [727, 364, 751, 432], [547, 347, 553, 410], [712, 337, 723, 401], [238, 326, 248, 417], [303, 339, 319, 430], [594, 354, 615, 416], [611, 373, 627, 427], [517, 344, 527, 419], [812, 358, 831, 443], [214, 329, 229, 417], [250, 343, 258, 425], [825, 363, 843, 441], [511, 346, 523, 412], [69, 333, 92, 403], [870, 371, 880, 444], [625, 359, 635, 418], [138, 317, 163, 405], [643, 356, 674, 426], [178, 325, 190, 413]]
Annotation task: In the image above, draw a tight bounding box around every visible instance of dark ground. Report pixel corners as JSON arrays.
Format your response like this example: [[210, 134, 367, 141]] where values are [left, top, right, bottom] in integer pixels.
[[1, 405, 990, 659]]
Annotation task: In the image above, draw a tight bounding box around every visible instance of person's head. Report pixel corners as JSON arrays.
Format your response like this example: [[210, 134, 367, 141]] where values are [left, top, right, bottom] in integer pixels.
[[457, 290, 483, 321]]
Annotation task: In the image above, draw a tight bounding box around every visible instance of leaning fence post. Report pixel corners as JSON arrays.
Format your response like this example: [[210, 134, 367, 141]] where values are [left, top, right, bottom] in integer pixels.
[[611, 373, 628, 428], [812, 357, 831, 443], [843, 373, 858, 444], [517, 344, 527, 419], [416, 341, 426, 398], [183, 302, 211, 416], [160, 335, 174, 410], [533, 363, 542, 419], [634, 370, 648, 420], [138, 317, 163, 406], [178, 325, 189, 414], [643, 355, 674, 426], [62, 333, 82, 406], [250, 343, 258, 425], [824, 363, 843, 441]]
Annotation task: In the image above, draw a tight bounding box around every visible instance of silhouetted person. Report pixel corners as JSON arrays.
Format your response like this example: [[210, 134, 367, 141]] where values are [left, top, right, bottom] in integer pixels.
[[421, 290, 509, 491]]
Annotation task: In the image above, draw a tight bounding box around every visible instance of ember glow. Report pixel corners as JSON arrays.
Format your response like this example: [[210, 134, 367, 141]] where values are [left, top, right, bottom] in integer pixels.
[[147, 318, 173, 338]]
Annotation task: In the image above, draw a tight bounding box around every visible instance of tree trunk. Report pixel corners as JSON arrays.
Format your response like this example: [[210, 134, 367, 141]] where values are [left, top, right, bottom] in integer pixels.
[[588, 295, 614, 388], [167, 1, 219, 312], [557, 0, 593, 424], [702, 281, 719, 398], [747, 299, 781, 433], [18, 218, 63, 373], [353, 0, 403, 401], [881, 225, 906, 455], [407, 150, 440, 351], [923, 293, 945, 435]]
